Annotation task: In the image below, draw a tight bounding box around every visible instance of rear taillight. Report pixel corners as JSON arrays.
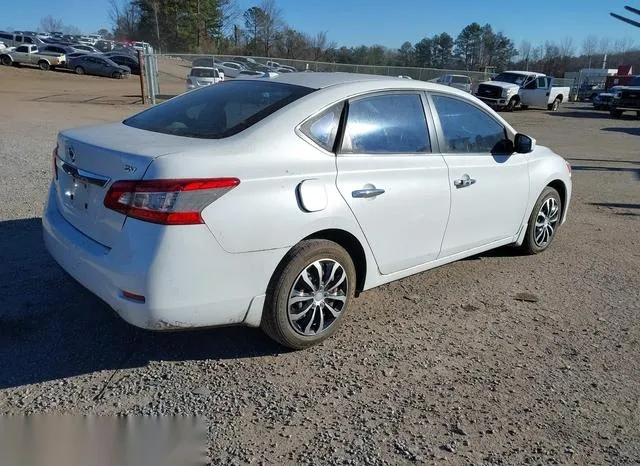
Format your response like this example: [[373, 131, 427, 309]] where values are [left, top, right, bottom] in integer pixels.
[[52, 145, 58, 180], [104, 178, 240, 225]]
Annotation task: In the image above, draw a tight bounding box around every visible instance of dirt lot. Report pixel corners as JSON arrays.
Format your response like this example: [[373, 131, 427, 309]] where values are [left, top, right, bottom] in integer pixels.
[[0, 65, 639, 465]]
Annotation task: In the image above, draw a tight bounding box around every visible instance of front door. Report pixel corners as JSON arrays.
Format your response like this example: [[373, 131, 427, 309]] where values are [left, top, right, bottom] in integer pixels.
[[336, 92, 451, 275], [429, 93, 530, 257]]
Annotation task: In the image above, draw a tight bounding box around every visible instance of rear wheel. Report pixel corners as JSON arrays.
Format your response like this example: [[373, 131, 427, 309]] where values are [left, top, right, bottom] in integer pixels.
[[521, 187, 562, 255], [38, 60, 50, 71], [261, 239, 356, 350], [0, 55, 11, 66], [112, 71, 122, 79], [548, 98, 561, 111], [74, 66, 85, 75]]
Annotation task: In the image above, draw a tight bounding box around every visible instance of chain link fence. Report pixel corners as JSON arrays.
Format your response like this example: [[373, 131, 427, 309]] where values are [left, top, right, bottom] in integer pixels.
[[141, 53, 578, 104]]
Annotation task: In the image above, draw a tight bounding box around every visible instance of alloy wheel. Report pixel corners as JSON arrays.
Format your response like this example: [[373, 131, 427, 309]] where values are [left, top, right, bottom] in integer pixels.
[[534, 197, 560, 248], [287, 259, 349, 336]]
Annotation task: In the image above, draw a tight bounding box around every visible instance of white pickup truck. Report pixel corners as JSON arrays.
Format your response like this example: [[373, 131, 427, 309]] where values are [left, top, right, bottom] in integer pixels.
[[0, 44, 65, 70], [475, 71, 570, 111]]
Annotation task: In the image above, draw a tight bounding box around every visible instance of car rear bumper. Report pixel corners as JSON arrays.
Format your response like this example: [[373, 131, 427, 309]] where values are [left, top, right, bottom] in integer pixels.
[[42, 182, 285, 330]]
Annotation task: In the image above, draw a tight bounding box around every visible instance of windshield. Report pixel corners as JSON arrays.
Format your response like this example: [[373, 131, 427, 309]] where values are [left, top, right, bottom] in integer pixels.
[[492, 72, 529, 85], [124, 80, 314, 139]]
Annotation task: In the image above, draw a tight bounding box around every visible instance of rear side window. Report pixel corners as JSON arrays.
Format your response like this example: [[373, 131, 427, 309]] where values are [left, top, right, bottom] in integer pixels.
[[124, 80, 315, 139], [341, 94, 430, 154], [299, 103, 343, 152], [432, 94, 505, 153]]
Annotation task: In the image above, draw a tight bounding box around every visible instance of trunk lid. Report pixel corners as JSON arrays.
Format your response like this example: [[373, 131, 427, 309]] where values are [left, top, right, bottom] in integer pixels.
[[54, 122, 204, 247]]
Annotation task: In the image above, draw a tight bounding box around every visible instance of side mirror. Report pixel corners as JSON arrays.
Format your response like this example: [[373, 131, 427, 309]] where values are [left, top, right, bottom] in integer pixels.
[[492, 138, 515, 155], [514, 133, 535, 153]]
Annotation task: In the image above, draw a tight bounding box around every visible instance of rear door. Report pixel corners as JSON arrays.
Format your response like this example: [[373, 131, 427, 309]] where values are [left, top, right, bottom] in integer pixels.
[[335, 92, 450, 275], [428, 93, 529, 257]]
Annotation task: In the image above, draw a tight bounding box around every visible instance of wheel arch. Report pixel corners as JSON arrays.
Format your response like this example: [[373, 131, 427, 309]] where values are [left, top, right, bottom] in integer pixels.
[[547, 179, 567, 219], [303, 229, 368, 293]]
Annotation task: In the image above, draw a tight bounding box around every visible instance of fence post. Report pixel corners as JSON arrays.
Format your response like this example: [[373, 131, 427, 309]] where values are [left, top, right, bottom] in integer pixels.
[[137, 49, 146, 105]]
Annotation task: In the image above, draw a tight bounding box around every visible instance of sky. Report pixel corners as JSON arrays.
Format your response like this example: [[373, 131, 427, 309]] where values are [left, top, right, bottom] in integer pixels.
[[1, 0, 638, 50]]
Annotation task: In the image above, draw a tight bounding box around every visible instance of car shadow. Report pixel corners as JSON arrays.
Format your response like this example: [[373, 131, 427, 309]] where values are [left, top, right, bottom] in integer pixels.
[[571, 165, 640, 180], [589, 202, 640, 209], [0, 218, 284, 390], [602, 127, 640, 136], [549, 109, 611, 119]]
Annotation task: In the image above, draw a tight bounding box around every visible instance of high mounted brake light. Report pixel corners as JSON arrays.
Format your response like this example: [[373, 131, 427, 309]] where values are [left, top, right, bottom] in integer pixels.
[[104, 178, 240, 225]]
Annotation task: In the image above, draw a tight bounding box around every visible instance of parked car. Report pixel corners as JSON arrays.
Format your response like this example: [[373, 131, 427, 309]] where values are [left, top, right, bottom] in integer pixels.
[[108, 54, 140, 74], [592, 92, 614, 110], [232, 56, 257, 65], [475, 71, 570, 111], [185, 66, 223, 91], [69, 55, 130, 78], [39, 44, 76, 56], [0, 44, 65, 70], [43, 73, 572, 349], [94, 40, 114, 53], [610, 75, 640, 118], [437, 74, 472, 93], [217, 61, 245, 78], [237, 69, 265, 77], [0, 31, 45, 48], [265, 60, 281, 70], [73, 44, 101, 54]]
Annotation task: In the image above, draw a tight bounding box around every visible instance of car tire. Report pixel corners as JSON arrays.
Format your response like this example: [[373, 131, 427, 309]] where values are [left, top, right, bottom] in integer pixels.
[[38, 60, 50, 71], [75, 66, 85, 75], [0, 55, 11, 66], [521, 186, 562, 255], [548, 98, 561, 111], [506, 97, 518, 112], [261, 239, 356, 350], [610, 109, 623, 118], [112, 71, 122, 79]]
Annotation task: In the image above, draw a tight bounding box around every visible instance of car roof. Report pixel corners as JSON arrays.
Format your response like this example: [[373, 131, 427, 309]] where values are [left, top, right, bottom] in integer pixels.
[[255, 72, 455, 91]]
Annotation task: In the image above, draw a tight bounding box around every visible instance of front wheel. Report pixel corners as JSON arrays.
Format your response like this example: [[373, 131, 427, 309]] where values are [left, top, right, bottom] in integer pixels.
[[261, 239, 356, 349], [74, 66, 85, 75], [610, 109, 623, 118], [506, 97, 518, 112], [521, 187, 562, 255], [112, 71, 122, 79], [0, 55, 11, 66]]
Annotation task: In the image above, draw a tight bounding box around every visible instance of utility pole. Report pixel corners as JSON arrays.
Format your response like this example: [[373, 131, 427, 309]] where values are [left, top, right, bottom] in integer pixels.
[[152, 0, 160, 51]]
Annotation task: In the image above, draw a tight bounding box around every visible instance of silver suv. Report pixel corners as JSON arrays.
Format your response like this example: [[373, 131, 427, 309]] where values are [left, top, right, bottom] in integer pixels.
[[437, 74, 472, 93]]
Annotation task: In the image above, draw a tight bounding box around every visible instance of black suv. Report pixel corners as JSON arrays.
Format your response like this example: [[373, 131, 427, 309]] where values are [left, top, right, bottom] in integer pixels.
[[610, 76, 640, 119]]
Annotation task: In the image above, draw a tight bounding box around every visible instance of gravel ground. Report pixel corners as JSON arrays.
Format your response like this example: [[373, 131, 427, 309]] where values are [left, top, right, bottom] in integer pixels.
[[1, 66, 639, 465]]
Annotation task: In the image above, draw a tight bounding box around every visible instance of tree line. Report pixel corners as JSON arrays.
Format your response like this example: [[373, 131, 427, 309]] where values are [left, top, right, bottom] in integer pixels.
[[38, 1, 640, 76]]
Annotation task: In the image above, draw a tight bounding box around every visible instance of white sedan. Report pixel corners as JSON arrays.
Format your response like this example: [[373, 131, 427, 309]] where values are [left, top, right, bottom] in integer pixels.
[[43, 73, 572, 349]]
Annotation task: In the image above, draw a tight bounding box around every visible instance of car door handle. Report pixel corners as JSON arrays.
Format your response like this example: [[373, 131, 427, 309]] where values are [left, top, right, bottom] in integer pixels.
[[352, 188, 385, 198], [454, 175, 476, 189]]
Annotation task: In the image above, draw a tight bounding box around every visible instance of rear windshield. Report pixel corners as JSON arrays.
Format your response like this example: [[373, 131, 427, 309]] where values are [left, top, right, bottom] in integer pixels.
[[191, 68, 218, 78], [452, 76, 471, 84], [123, 80, 314, 139]]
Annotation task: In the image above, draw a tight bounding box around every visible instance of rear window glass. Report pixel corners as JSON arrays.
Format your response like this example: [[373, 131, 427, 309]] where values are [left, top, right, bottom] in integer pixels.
[[191, 68, 218, 78], [124, 80, 315, 139], [452, 76, 471, 84]]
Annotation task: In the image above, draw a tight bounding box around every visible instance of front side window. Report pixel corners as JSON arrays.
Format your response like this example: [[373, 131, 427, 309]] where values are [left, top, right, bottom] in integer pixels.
[[299, 102, 344, 152], [432, 95, 505, 154], [341, 94, 430, 154], [537, 77, 547, 88], [16, 46, 28, 53], [124, 80, 314, 139]]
